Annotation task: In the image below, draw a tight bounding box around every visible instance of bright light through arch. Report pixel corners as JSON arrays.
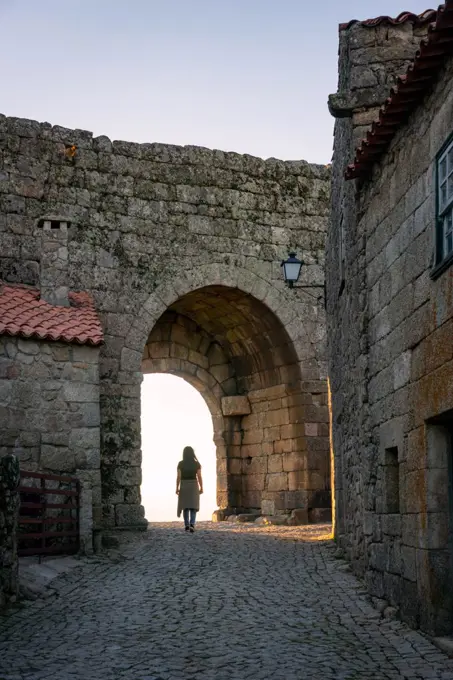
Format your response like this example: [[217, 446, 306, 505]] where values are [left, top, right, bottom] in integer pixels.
[[141, 373, 217, 522]]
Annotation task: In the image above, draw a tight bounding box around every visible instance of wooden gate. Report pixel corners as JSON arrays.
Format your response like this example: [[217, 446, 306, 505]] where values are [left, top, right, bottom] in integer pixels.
[[18, 470, 80, 556]]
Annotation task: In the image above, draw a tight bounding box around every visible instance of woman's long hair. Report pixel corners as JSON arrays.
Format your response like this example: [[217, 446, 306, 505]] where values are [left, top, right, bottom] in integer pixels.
[[180, 446, 199, 474], [182, 446, 198, 464]]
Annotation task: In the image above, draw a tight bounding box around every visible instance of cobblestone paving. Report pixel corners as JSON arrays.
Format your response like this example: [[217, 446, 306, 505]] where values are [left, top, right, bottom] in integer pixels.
[[1, 522, 453, 680]]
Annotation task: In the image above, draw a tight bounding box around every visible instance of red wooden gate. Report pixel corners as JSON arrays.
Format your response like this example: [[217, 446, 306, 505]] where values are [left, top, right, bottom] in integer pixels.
[[18, 470, 80, 556]]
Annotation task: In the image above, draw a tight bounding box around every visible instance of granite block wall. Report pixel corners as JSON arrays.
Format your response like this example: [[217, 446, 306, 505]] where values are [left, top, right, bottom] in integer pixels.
[[328, 16, 453, 634]]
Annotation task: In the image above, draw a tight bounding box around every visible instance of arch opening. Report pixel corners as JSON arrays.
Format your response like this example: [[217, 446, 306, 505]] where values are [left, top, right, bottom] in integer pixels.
[[138, 285, 330, 519], [141, 374, 216, 521]]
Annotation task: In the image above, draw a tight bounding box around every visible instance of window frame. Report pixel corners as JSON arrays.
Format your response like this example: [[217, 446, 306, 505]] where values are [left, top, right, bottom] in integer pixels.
[[432, 131, 453, 278]]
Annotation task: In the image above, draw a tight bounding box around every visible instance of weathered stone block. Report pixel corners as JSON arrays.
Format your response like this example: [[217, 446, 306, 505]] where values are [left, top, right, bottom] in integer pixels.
[[401, 545, 417, 582], [243, 474, 265, 491], [266, 472, 288, 492], [258, 515, 289, 526], [124, 486, 141, 504], [282, 452, 306, 473], [72, 403, 101, 427], [243, 429, 264, 445], [308, 507, 332, 523], [267, 454, 283, 473], [273, 437, 293, 454], [221, 395, 251, 416], [383, 572, 402, 608], [69, 427, 100, 449], [393, 351, 411, 390], [381, 514, 401, 537], [120, 347, 142, 372], [236, 513, 259, 523], [287, 508, 309, 525], [424, 513, 449, 550], [115, 503, 147, 528], [17, 338, 40, 355], [63, 382, 99, 403], [262, 408, 290, 428], [402, 470, 424, 514], [288, 470, 307, 491], [0, 381, 12, 406], [262, 490, 308, 511], [212, 509, 227, 522], [226, 457, 240, 475], [385, 538, 402, 575], [40, 445, 75, 472], [242, 456, 267, 475], [305, 422, 318, 436], [75, 448, 100, 470], [42, 431, 69, 446], [402, 514, 422, 548], [365, 569, 385, 599], [114, 466, 142, 487]]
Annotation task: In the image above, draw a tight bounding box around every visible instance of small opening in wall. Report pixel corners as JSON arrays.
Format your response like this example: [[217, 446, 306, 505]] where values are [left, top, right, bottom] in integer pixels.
[[384, 446, 399, 514], [425, 412, 453, 633], [426, 410, 453, 535], [37, 218, 71, 230]]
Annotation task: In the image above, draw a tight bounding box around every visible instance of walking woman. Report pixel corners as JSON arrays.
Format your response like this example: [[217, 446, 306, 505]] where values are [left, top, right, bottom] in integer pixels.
[[176, 446, 203, 532]]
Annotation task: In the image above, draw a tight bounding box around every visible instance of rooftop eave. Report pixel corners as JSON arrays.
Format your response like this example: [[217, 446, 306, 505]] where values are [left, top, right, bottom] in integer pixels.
[[339, 8, 438, 32], [345, 0, 453, 181]]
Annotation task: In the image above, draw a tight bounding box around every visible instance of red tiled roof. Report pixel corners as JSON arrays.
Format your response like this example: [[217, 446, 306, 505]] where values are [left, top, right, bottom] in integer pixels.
[[346, 1, 453, 180], [340, 9, 438, 31], [0, 284, 104, 346]]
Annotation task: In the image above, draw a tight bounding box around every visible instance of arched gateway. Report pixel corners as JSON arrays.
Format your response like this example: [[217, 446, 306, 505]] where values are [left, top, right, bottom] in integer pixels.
[[102, 264, 330, 527], [0, 115, 330, 533]]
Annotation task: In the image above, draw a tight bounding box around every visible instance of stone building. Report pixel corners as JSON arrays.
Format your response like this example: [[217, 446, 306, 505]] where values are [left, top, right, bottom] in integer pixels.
[[327, 3, 453, 635], [0, 220, 103, 544], [0, 114, 331, 540]]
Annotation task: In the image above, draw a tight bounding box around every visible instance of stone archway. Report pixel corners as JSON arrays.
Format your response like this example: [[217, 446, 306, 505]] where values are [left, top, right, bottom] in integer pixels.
[[100, 264, 329, 528]]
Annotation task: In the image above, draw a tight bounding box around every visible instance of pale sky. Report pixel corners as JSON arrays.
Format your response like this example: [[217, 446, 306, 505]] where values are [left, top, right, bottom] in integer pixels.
[[1, 0, 434, 164], [1, 0, 434, 519]]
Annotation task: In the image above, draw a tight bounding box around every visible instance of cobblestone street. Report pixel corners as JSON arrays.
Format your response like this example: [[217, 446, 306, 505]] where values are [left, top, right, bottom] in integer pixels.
[[1, 523, 453, 680]]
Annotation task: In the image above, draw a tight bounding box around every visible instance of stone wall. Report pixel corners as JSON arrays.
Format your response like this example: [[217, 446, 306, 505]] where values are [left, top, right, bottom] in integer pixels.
[[0, 453, 20, 608], [0, 336, 101, 544], [0, 114, 330, 526], [328, 16, 431, 569], [328, 18, 453, 635]]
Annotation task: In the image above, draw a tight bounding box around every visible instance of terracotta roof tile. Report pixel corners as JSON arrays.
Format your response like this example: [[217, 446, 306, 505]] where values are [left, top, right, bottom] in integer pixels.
[[340, 8, 438, 31], [0, 283, 104, 346], [346, 1, 453, 180]]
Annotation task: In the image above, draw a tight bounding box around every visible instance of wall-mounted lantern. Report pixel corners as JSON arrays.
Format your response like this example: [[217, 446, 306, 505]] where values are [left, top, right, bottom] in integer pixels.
[[281, 252, 303, 288]]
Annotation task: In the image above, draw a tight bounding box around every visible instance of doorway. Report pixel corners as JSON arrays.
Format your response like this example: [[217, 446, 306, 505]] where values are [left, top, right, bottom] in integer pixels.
[[141, 374, 217, 521]]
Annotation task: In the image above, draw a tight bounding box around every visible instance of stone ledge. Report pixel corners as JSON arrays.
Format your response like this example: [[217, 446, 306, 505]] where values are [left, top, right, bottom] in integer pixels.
[[0, 113, 330, 179], [221, 395, 251, 417], [328, 87, 393, 118]]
